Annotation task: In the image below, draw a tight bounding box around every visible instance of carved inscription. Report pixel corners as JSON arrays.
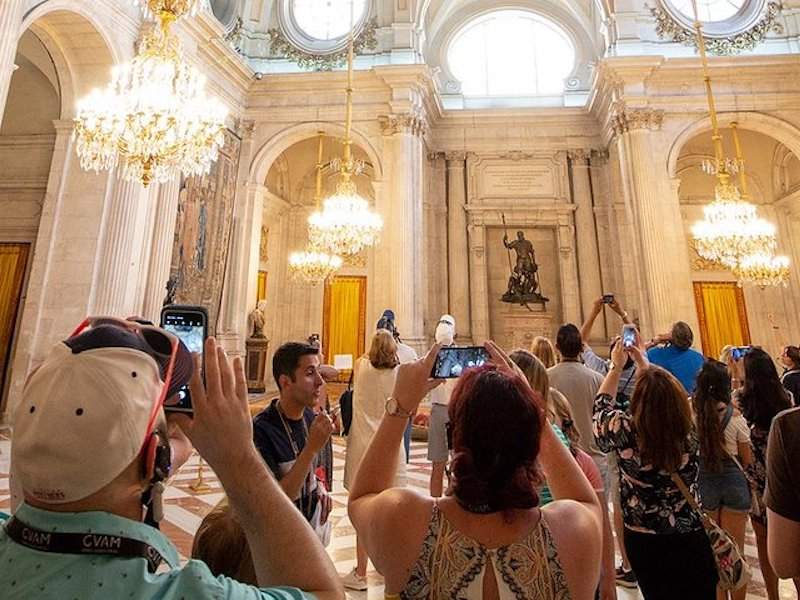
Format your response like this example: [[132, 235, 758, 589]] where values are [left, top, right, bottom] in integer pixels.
[[479, 164, 555, 198]]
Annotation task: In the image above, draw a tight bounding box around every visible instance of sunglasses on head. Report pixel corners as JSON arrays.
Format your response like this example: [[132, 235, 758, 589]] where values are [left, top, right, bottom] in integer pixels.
[[70, 316, 179, 450]]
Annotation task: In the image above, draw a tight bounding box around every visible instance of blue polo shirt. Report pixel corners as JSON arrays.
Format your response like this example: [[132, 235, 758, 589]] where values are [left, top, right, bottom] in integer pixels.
[[0, 504, 314, 600], [646, 345, 705, 394]]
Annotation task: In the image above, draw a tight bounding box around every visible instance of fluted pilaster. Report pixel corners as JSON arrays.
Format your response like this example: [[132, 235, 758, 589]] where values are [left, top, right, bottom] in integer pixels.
[[91, 177, 149, 316], [0, 0, 23, 126], [568, 150, 604, 338], [445, 151, 472, 342], [142, 178, 181, 322]]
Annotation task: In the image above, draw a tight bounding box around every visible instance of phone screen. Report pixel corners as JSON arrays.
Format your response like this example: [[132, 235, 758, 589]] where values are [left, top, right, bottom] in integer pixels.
[[732, 346, 751, 361], [431, 346, 489, 379], [161, 308, 207, 413], [622, 325, 636, 349], [603, 294, 614, 304]]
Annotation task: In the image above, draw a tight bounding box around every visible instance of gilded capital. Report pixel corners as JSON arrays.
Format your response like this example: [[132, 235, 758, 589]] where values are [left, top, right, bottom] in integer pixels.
[[610, 104, 664, 137], [379, 112, 428, 137]]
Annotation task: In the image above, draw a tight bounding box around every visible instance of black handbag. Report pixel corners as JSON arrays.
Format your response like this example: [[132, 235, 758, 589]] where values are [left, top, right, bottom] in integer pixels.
[[339, 371, 354, 435]]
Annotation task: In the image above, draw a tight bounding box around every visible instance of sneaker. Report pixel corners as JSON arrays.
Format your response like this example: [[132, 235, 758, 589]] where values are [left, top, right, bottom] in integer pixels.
[[615, 566, 638, 589], [342, 568, 368, 591]]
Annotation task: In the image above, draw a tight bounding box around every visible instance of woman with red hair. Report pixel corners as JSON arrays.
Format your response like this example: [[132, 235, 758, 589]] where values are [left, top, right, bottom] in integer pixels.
[[348, 341, 602, 599]]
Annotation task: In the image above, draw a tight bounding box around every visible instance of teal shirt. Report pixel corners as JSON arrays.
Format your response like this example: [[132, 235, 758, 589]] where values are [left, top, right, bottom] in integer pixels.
[[538, 424, 571, 506], [0, 504, 315, 600]]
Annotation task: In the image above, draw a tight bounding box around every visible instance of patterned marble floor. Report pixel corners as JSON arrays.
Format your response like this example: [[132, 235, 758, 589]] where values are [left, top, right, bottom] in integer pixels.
[[0, 429, 797, 599]]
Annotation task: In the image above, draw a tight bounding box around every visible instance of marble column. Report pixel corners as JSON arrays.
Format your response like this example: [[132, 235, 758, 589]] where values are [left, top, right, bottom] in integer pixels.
[[380, 113, 426, 353], [445, 151, 472, 342], [90, 176, 151, 316], [569, 149, 604, 339], [0, 0, 23, 126], [141, 178, 181, 322], [612, 108, 697, 337]]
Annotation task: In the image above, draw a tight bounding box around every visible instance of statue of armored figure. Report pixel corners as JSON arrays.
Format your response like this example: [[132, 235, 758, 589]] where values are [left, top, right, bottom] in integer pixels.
[[501, 231, 549, 306]]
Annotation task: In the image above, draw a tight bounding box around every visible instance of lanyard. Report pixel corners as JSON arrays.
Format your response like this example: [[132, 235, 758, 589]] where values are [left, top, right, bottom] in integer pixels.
[[4, 517, 168, 574], [276, 404, 314, 518]]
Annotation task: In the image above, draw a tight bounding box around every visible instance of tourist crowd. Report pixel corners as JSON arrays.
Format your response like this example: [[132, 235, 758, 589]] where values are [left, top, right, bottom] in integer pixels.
[[2, 299, 800, 600]]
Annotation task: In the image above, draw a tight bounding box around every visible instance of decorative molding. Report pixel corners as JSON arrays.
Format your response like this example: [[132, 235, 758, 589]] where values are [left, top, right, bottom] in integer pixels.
[[267, 19, 378, 71], [610, 103, 664, 136], [500, 150, 535, 161], [649, 2, 783, 56], [567, 149, 591, 162], [590, 149, 610, 164], [378, 112, 428, 137], [444, 151, 467, 162]]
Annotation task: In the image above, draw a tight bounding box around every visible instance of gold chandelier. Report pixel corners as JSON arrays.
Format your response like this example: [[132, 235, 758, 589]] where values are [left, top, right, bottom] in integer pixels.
[[307, 1, 382, 256], [73, 0, 227, 186], [289, 133, 344, 284], [687, 0, 781, 274], [734, 253, 790, 288]]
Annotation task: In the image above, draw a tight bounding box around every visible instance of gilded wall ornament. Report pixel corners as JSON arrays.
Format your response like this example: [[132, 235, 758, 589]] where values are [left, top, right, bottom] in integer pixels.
[[649, 2, 783, 55], [267, 19, 378, 71]]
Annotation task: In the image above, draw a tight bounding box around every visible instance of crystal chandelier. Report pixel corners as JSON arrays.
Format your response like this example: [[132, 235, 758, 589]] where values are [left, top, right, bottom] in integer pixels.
[[74, 0, 227, 186], [307, 1, 382, 256], [687, 0, 780, 272], [734, 253, 790, 288], [288, 251, 344, 284], [289, 133, 344, 283]]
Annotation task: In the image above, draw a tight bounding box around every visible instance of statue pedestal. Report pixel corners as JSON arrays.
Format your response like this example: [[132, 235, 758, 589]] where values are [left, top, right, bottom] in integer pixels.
[[501, 307, 554, 351], [245, 337, 269, 394]]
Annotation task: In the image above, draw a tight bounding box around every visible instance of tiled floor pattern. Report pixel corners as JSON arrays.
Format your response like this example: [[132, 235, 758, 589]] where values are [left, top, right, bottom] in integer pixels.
[[1, 429, 797, 599]]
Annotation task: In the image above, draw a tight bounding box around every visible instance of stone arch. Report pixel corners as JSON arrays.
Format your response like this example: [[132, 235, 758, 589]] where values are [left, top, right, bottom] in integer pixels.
[[667, 112, 800, 178], [250, 121, 384, 185]]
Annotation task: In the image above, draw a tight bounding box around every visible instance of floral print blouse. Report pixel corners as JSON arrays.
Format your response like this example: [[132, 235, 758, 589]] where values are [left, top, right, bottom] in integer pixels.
[[593, 393, 703, 535]]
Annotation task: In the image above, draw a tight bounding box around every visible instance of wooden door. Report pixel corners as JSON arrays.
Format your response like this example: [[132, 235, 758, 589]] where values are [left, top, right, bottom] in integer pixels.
[[322, 276, 367, 367], [693, 281, 751, 359], [0, 243, 31, 410]]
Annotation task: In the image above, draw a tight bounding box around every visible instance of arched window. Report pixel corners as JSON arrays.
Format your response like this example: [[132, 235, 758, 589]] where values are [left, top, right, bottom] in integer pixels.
[[290, 0, 368, 42], [447, 10, 576, 97], [668, 0, 746, 23]]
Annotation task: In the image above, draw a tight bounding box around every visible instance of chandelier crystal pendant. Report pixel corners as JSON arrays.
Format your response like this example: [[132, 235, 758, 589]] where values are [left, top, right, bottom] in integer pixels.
[[289, 133, 344, 284], [73, 0, 227, 186], [687, 0, 781, 273], [734, 253, 790, 288], [307, 0, 382, 256]]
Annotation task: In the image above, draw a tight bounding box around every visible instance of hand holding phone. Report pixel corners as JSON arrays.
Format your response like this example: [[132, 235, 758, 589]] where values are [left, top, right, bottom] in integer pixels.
[[602, 294, 615, 304], [431, 346, 490, 378], [622, 324, 637, 349], [161, 305, 208, 414]]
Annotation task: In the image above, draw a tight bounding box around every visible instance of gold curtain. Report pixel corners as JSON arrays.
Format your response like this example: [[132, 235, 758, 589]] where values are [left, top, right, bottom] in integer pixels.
[[693, 282, 750, 359], [256, 271, 267, 303], [0, 243, 30, 400], [323, 276, 366, 365]]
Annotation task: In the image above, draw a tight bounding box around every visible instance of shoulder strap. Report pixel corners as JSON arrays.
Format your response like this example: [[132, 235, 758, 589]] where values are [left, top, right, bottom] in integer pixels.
[[721, 404, 734, 431], [669, 473, 706, 521]]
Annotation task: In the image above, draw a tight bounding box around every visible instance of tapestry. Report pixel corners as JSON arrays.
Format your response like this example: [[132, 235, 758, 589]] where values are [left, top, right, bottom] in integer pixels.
[[168, 129, 242, 334]]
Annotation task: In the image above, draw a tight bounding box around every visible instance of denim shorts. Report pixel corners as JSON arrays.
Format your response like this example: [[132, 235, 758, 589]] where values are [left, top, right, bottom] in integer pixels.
[[698, 458, 752, 512]]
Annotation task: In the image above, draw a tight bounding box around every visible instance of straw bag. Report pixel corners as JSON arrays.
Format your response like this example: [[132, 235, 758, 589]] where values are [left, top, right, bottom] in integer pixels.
[[670, 473, 750, 591]]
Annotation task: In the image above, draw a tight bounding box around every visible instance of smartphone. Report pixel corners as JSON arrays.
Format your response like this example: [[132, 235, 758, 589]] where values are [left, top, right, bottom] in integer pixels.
[[731, 346, 751, 361], [622, 324, 637, 349], [160, 305, 208, 413], [602, 294, 615, 304], [431, 346, 490, 379]]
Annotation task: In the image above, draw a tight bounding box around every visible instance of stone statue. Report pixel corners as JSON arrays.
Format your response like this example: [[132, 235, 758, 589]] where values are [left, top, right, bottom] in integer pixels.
[[163, 274, 178, 307], [501, 230, 549, 306], [249, 300, 267, 339]]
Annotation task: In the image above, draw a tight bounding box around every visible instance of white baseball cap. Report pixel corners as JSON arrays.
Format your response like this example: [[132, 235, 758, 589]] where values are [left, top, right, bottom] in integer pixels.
[[12, 323, 191, 504]]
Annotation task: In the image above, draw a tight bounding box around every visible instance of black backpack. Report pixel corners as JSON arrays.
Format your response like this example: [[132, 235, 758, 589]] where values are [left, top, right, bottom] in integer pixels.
[[339, 371, 354, 435]]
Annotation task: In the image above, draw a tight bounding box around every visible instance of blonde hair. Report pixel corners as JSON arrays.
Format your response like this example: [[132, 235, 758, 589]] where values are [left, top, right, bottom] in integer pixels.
[[719, 345, 733, 364], [509, 349, 569, 429], [369, 329, 399, 369], [531, 336, 557, 368], [192, 499, 256, 585]]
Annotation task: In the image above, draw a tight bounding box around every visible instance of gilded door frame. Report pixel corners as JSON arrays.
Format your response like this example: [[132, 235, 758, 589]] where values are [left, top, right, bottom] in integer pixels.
[[322, 275, 367, 365], [692, 281, 751, 357]]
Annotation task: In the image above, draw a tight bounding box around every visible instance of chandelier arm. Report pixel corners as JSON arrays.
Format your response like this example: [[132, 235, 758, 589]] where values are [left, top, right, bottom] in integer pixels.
[[341, 0, 356, 182], [730, 121, 750, 199], [315, 131, 325, 210], [690, 0, 727, 179]]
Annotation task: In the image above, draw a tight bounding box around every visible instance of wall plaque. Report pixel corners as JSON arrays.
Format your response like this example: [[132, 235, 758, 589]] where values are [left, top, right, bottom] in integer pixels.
[[478, 162, 556, 198]]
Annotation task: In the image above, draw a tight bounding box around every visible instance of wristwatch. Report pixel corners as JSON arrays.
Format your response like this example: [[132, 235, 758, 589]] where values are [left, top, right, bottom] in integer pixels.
[[385, 397, 413, 418]]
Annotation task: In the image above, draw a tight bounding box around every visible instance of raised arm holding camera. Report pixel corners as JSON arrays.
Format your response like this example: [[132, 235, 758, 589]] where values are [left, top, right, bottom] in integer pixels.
[[1, 319, 342, 600], [348, 341, 603, 600]]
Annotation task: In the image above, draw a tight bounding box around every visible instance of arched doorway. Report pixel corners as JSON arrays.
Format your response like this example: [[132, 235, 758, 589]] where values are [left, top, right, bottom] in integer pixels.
[[674, 124, 800, 358]]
